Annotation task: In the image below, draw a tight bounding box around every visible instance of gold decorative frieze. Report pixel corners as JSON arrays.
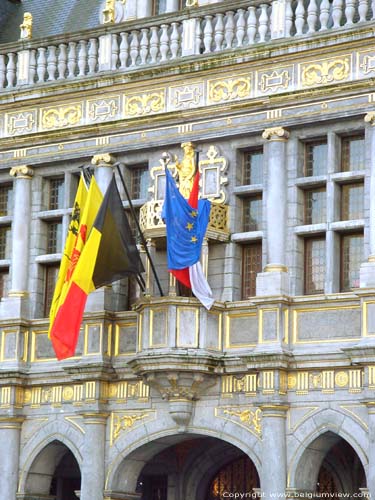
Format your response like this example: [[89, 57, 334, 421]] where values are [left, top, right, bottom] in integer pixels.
[[41, 103, 83, 130], [215, 406, 262, 437], [108, 380, 149, 402], [124, 90, 165, 117], [300, 56, 351, 87], [6, 111, 36, 135], [208, 76, 252, 104], [87, 97, 120, 122], [287, 369, 363, 394], [259, 68, 292, 93], [222, 374, 258, 396], [110, 411, 154, 445], [170, 84, 204, 109], [23, 384, 84, 408]]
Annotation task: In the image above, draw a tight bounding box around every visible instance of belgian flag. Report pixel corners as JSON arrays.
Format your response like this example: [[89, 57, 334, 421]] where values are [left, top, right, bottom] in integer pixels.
[[50, 175, 144, 360]]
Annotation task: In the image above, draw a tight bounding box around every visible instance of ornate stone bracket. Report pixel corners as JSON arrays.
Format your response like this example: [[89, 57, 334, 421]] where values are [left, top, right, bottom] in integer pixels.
[[128, 354, 220, 429], [262, 126, 290, 141]]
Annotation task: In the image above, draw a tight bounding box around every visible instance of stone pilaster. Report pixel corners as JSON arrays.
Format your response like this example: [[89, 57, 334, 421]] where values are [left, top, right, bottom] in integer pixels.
[[361, 112, 375, 287], [260, 404, 288, 499], [256, 127, 290, 296], [80, 413, 108, 500], [1, 166, 33, 319], [0, 417, 23, 500], [145, 238, 156, 296], [366, 402, 375, 496]]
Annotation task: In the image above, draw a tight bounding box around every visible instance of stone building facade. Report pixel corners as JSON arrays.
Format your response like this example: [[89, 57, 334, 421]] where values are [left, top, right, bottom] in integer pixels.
[[0, 0, 375, 499]]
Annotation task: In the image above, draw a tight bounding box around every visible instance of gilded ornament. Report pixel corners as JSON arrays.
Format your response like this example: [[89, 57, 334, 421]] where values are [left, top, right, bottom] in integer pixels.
[[287, 375, 297, 389], [209, 77, 251, 103], [41, 105, 82, 130], [175, 142, 196, 199], [62, 386, 74, 401], [335, 371, 349, 388], [223, 408, 262, 436], [172, 85, 202, 109], [260, 70, 291, 93], [88, 98, 119, 121], [103, 0, 115, 24], [20, 12, 32, 40], [111, 412, 149, 443], [199, 145, 228, 204], [186, 0, 198, 6], [23, 389, 32, 404], [125, 92, 165, 116], [7, 112, 35, 136], [360, 55, 375, 74], [301, 57, 350, 87]]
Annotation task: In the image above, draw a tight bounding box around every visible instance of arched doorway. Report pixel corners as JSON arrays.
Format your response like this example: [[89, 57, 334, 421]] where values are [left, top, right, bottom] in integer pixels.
[[128, 435, 260, 500], [206, 456, 260, 500], [25, 440, 81, 500], [316, 438, 366, 493], [293, 431, 366, 493]]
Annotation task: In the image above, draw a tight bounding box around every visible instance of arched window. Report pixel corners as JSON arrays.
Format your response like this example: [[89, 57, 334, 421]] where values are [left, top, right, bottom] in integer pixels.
[[206, 456, 260, 500]]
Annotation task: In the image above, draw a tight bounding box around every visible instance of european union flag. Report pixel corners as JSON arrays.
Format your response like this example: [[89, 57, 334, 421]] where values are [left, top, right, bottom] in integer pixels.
[[162, 168, 211, 270]]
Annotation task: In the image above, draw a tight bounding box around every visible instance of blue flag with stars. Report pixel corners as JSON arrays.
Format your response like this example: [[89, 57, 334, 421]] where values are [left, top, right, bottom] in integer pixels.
[[161, 168, 211, 270]]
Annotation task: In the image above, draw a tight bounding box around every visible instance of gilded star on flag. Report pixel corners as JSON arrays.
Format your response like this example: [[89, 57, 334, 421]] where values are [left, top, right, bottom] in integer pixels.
[[186, 222, 194, 231], [191, 236, 198, 243]]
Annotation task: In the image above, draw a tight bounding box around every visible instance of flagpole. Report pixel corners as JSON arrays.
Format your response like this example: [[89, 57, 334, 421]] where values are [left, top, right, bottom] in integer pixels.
[[114, 163, 164, 297]]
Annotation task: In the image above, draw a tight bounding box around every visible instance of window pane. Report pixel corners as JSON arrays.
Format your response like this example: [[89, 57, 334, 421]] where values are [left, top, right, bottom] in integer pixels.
[[44, 265, 59, 317], [243, 150, 263, 185], [341, 183, 364, 220], [130, 167, 149, 199], [47, 221, 63, 254], [243, 196, 262, 231], [304, 188, 326, 224], [0, 269, 9, 299], [0, 184, 13, 216], [49, 178, 64, 210], [304, 141, 327, 177], [154, 0, 167, 14], [0, 226, 11, 260], [242, 242, 262, 298], [304, 238, 326, 294], [341, 233, 363, 291], [341, 136, 365, 172]]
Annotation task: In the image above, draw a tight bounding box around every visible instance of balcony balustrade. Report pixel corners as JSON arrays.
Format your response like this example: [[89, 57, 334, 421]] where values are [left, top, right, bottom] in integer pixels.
[[0, 0, 373, 92]]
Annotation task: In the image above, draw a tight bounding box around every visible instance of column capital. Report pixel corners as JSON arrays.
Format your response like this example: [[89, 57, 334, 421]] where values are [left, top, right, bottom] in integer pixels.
[[364, 111, 375, 125], [9, 165, 34, 179], [262, 126, 289, 141], [260, 403, 289, 417], [91, 153, 116, 167]]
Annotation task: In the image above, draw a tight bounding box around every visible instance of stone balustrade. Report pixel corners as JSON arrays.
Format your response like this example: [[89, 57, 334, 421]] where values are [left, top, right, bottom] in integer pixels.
[[0, 0, 373, 91]]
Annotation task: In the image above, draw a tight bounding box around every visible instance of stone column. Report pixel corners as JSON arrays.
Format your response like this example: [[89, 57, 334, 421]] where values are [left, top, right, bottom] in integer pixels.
[[91, 153, 115, 194], [145, 238, 156, 296], [2, 166, 34, 318], [0, 417, 23, 500], [260, 405, 288, 499], [256, 127, 290, 296], [366, 402, 375, 496], [361, 112, 375, 287], [85, 154, 115, 314], [80, 413, 108, 500]]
